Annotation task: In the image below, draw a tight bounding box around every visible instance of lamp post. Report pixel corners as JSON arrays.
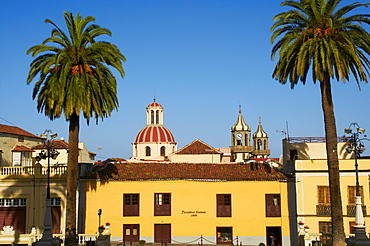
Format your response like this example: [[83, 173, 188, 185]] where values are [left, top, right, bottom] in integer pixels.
[[36, 130, 59, 246], [344, 123, 370, 245]]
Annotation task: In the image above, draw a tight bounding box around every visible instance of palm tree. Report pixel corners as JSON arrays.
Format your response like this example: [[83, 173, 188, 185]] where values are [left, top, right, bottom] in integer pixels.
[[271, 0, 370, 245], [27, 11, 126, 246]]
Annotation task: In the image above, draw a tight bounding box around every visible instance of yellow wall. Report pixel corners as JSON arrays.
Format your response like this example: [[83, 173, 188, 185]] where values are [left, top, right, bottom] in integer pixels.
[[84, 179, 290, 245], [0, 165, 67, 234]]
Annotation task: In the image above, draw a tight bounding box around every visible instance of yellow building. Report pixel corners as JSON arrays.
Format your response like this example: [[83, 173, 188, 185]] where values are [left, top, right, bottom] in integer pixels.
[[81, 161, 291, 246], [0, 164, 67, 235], [282, 137, 370, 245]]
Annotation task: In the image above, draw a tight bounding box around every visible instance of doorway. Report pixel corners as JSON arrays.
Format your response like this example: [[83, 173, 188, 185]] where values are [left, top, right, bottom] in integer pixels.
[[154, 224, 171, 243], [266, 226, 282, 246]]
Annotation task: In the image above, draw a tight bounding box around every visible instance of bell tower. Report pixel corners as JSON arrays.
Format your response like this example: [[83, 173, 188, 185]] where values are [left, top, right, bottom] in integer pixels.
[[252, 118, 270, 158], [230, 106, 253, 162]]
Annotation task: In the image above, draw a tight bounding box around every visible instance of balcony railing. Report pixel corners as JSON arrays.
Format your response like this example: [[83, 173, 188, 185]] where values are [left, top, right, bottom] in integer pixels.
[[289, 137, 349, 143], [0, 166, 67, 176], [253, 149, 271, 155], [347, 205, 367, 217], [230, 146, 254, 152], [316, 205, 331, 216]]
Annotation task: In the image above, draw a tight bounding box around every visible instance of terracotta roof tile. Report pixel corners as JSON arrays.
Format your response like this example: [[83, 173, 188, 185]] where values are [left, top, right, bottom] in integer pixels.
[[0, 124, 40, 138], [85, 162, 289, 181], [32, 139, 70, 150], [175, 139, 223, 155], [12, 145, 35, 152]]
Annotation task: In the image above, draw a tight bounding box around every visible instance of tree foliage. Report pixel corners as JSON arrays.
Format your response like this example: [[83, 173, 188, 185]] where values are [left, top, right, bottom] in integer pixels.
[[271, 1, 370, 245], [27, 11, 126, 123]]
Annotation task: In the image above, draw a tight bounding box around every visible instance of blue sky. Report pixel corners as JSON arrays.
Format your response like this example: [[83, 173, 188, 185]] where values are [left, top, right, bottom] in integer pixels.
[[1, 0, 370, 160]]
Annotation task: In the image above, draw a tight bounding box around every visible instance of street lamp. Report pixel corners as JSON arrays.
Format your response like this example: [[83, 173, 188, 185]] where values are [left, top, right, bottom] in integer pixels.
[[36, 130, 60, 246], [344, 123, 370, 245]]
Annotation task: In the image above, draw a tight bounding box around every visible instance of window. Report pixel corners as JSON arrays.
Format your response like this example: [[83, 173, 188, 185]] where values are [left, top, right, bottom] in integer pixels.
[[145, 146, 151, 157], [319, 221, 332, 245], [155, 110, 159, 124], [123, 194, 139, 216], [318, 186, 331, 205], [348, 186, 363, 205], [217, 227, 232, 244], [51, 197, 61, 234], [151, 111, 154, 124], [0, 199, 26, 207], [154, 193, 171, 216], [160, 146, 166, 156], [50, 198, 61, 206], [0, 198, 27, 233], [289, 149, 298, 160], [266, 194, 281, 217], [12, 151, 32, 166], [217, 194, 231, 217], [12, 152, 21, 166], [257, 139, 262, 150]]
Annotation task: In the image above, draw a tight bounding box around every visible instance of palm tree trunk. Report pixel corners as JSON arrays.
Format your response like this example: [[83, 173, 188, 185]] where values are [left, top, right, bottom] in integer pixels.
[[320, 78, 346, 245], [65, 113, 80, 246]]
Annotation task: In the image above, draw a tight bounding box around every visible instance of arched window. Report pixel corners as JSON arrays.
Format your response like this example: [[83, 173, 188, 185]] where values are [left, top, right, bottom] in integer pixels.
[[160, 146, 166, 156], [151, 111, 154, 124], [156, 110, 159, 124], [145, 146, 151, 156], [264, 140, 267, 150], [257, 139, 262, 150]]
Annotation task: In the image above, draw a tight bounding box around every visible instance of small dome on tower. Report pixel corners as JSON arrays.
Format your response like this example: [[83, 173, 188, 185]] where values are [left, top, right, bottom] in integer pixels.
[[253, 118, 268, 138], [231, 105, 250, 131], [147, 101, 163, 108]]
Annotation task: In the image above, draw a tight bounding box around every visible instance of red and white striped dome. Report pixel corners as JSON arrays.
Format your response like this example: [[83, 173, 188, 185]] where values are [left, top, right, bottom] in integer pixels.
[[135, 125, 176, 143], [147, 101, 163, 108]]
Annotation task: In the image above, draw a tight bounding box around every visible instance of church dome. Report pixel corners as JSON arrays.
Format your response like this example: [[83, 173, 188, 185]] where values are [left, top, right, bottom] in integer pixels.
[[148, 101, 163, 108], [135, 125, 176, 143]]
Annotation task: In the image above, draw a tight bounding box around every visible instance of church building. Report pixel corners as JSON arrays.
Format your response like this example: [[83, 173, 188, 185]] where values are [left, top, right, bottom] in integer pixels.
[[230, 106, 270, 162], [130, 100, 177, 161]]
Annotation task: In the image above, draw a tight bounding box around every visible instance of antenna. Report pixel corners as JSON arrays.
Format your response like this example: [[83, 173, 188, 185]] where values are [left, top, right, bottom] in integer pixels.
[[286, 121, 290, 139], [276, 129, 287, 138]]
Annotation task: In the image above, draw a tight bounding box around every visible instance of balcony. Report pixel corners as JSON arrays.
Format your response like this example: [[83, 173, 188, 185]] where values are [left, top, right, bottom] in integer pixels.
[[253, 149, 271, 156], [231, 146, 254, 152], [347, 205, 367, 217], [0, 166, 67, 176], [316, 205, 331, 217]]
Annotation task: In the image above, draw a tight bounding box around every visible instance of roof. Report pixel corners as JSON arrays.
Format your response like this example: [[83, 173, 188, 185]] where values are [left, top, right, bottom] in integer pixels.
[[147, 101, 163, 108], [32, 139, 71, 150], [83, 162, 289, 181], [0, 124, 40, 139], [12, 145, 35, 152], [134, 125, 175, 143], [175, 139, 223, 155]]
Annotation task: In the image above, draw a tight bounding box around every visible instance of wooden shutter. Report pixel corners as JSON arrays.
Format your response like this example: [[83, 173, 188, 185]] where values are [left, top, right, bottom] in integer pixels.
[[348, 186, 363, 205], [123, 194, 139, 216], [318, 186, 330, 205], [217, 194, 231, 217], [51, 206, 61, 234], [154, 193, 171, 216], [266, 194, 281, 217]]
